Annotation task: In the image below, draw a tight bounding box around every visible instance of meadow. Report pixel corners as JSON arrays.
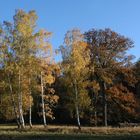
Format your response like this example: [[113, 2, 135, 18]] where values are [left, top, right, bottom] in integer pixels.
[[0, 125, 140, 140]]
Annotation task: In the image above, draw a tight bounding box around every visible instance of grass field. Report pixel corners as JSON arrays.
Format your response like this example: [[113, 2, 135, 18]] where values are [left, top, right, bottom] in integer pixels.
[[0, 125, 140, 139]]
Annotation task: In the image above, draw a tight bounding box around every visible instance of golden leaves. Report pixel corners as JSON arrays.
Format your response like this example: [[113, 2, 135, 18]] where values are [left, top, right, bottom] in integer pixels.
[[44, 74, 55, 85], [92, 81, 100, 92], [15, 10, 37, 37]]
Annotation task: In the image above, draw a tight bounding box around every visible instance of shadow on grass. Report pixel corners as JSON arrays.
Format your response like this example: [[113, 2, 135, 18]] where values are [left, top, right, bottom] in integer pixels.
[[1, 135, 140, 140]]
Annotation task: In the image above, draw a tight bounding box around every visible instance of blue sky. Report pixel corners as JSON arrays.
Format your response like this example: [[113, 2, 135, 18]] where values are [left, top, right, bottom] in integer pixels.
[[0, 0, 140, 62]]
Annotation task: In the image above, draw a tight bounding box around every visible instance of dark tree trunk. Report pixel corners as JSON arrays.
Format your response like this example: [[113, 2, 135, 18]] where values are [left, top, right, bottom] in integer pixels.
[[91, 91, 98, 126], [29, 78, 32, 128], [102, 82, 107, 127], [94, 93, 97, 126]]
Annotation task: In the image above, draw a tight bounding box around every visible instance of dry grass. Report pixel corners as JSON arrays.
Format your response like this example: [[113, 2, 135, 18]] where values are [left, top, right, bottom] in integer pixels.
[[0, 125, 140, 140], [1, 124, 140, 135]]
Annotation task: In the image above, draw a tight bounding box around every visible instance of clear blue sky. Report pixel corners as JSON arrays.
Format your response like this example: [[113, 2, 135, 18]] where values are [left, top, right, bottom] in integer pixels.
[[0, 0, 140, 62]]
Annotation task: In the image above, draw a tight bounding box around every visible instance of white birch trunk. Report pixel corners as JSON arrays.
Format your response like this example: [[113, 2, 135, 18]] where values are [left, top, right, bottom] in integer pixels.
[[74, 81, 81, 130], [41, 71, 47, 127], [18, 69, 25, 128]]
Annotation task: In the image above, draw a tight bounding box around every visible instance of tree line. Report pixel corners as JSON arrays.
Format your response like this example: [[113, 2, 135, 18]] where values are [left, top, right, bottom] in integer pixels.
[[0, 10, 140, 129]]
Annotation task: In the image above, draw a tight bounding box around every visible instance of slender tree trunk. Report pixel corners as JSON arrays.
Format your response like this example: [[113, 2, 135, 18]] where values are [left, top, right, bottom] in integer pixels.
[[94, 98, 97, 126], [74, 81, 81, 130], [8, 74, 20, 128], [29, 78, 32, 128], [0, 93, 2, 105], [102, 82, 107, 127], [94, 109, 97, 126], [18, 70, 25, 129], [41, 72, 47, 128], [92, 91, 98, 126], [91, 90, 97, 126]]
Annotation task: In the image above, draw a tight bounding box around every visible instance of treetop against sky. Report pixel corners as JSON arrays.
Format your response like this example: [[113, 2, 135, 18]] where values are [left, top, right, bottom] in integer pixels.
[[0, 0, 139, 61]]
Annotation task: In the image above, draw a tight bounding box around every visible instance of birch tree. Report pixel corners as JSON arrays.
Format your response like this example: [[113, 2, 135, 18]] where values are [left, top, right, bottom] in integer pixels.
[[36, 29, 59, 127], [61, 29, 91, 129]]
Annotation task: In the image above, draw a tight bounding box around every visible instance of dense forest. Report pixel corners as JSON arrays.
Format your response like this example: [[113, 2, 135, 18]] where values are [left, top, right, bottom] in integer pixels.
[[0, 10, 140, 129]]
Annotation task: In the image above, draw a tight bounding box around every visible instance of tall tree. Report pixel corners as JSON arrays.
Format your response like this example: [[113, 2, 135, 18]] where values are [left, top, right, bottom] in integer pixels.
[[36, 29, 59, 127], [12, 10, 40, 128], [60, 29, 91, 129], [84, 28, 134, 126]]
